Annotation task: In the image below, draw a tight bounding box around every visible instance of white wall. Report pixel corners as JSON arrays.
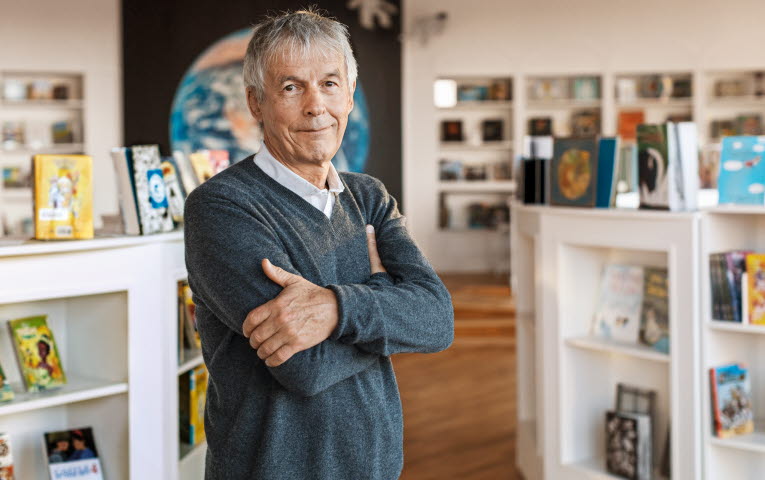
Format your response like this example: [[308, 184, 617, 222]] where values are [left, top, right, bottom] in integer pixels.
[[403, 0, 765, 273], [0, 0, 122, 229]]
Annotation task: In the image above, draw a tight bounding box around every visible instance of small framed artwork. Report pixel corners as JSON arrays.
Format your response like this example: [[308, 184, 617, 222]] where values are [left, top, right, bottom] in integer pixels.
[[528, 117, 552, 136], [441, 120, 464, 142], [481, 119, 504, 142]]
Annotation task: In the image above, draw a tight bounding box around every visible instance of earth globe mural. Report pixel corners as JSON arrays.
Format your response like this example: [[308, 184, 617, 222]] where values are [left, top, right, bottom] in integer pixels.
[[170, 27, 371, 172]]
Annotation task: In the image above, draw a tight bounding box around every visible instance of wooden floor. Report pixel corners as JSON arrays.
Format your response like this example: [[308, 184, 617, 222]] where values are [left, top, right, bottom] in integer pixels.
[[393, 273, 519, 480]]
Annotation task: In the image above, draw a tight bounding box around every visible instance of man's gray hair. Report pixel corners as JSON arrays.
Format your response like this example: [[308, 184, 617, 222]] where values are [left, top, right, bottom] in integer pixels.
[[243, 8, 358, 102]]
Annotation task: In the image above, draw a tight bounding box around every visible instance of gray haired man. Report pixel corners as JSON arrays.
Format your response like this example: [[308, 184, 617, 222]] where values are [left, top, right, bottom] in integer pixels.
[[184, 9, 454, 479]]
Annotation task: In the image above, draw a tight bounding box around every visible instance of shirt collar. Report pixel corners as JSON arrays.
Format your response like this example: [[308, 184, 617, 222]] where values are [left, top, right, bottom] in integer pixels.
[[254, 142, 345, 197]]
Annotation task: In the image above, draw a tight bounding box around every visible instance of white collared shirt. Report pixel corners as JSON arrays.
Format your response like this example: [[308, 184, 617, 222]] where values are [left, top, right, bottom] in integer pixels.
[[254, 142, 345, 218]]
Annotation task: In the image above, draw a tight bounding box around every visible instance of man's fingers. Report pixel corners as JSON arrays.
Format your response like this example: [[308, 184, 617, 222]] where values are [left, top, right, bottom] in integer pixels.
[[262, 258, 302, 287], [256, 327, 292, 361], [366, 224, 387, 274], [264, 344, 298, 367], [248, 313, 281, 349], [243, 304, 271, 338]]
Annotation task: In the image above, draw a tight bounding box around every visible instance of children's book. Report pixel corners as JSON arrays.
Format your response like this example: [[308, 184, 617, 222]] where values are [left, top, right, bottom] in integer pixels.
[[130, 145, 174, 234], [550, 137, 598, 207], [718, 136, 765, 205], [593, 265, 645, 344], [189, 151, 214, 183], [746, 253, 765, 325], [8, 315, 66, 392], [180, 365, 208, 446], [44, 427, 103, 479], [595, 137, 619, 208], [0, 432, 14, 480], [32, 154, 93, 240], [160, 156, 187, 224], [637, 124, 673, 210], [639, 267, 669, 353], [0, 363, 14, 403], [709, 363, 754, 438]]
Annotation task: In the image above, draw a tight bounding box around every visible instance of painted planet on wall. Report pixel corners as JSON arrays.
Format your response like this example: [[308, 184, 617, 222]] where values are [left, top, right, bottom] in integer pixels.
[[170, 28, 370, 172]]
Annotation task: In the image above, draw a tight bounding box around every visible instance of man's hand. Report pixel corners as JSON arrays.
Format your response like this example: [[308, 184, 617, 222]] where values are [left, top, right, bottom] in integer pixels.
[[243, 259, 339, 367], [366, 224, 387, 274]]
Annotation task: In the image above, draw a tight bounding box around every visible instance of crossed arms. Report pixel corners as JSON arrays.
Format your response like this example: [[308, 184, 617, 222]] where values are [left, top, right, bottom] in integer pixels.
[[184, 182, 454, 396]]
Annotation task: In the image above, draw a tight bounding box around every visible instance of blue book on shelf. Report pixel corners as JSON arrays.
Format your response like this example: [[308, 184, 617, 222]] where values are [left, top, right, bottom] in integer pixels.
[[718, 136, 765, 205], [596, 137, 619, 208]]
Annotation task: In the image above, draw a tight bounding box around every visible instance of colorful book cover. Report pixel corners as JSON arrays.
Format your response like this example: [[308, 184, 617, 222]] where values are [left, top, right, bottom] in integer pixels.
[[718, 136, 765, 205], [189, 151, 214, 183], [182, 282, 200, 350], [0, 363, 14, 403], [746, 253, 765, 325], [180, 365, 208, 445], [639, 267, 669, 353], [710, 363, 754, 438], [637, 124, 673, 210], [726, 251, 751, 323], [550, 137, 598, 207], [160, 156, 187, 224], [44, 427, 103, 479], [8, 315, 66, 392], [0, 433, 13, 480], [33, 154, 93, 240], [593, 265, 644, 344], [130, 145, 174, 234], [617, 111, 645, 141], [605, 411, 652, 480], [595, 137, 619, 208]]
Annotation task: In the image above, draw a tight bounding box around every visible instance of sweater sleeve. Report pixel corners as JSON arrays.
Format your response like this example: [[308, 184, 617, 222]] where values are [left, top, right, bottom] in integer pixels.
[[184, 194, 382, 397], [326, 178, 455, 356]]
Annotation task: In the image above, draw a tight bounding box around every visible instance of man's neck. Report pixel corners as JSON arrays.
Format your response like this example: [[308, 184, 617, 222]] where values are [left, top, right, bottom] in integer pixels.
[[264, 138, 330, 190]]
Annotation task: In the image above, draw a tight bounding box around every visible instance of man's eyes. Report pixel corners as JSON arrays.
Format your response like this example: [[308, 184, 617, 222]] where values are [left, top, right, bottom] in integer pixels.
[[284, 84, 297, 92]]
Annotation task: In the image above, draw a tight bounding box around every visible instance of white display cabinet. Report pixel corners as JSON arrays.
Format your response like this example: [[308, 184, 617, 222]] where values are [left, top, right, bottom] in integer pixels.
[[0, 232, 193, 480], [513, 206, 702, 480], [523, 74, 603, 138], [700, 208, 765, 479]]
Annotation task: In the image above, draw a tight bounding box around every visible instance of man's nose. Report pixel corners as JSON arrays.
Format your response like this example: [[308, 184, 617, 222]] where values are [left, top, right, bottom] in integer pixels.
[[303, 86, 327, 117]]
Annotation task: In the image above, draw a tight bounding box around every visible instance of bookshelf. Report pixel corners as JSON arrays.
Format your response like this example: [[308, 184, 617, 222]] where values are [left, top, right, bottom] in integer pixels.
[[0, 232, 190, 480]]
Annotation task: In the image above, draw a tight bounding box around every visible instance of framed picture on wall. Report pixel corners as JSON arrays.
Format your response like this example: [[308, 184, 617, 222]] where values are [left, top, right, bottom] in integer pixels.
[[441, 120, 464, 142], [481, 119, 504, 142]]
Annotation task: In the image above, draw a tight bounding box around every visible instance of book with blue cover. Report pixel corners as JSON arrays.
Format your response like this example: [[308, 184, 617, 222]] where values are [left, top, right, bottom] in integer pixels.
[[718, 136, 765, 205], [593, 265, 644, 344], [550, 137, 598, 207], [595, 137, 619, 208], [710, 363, 754, 438]]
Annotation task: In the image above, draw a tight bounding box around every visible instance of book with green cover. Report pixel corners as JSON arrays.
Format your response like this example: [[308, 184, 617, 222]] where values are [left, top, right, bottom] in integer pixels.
[[8, 315, 66, 392], [637, 124, 672, 209], [0, 362, 14, 402]]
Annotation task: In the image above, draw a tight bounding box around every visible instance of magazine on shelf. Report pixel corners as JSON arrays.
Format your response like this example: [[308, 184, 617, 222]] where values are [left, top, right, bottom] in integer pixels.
[[130, 145, 175, 235], [32, 154, 94, 240], [8, 315, 66, 392], [44, 427, 103, 480], [0, 362, 14, 403], [592, 265, 644, 344], [550, 137, 598, 207], [605, 410, 652, 480], [639, 267, 669, 353], [709, 363, 754, 438], [160, 156, 187, 224]]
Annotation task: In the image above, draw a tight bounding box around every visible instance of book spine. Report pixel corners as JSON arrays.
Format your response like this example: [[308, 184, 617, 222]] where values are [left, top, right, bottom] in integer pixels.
[[710, 368, 722, 437]]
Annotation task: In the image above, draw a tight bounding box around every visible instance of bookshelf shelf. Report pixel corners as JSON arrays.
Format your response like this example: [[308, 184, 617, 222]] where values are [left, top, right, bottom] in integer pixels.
[[526, 99, 602, 110], [0, 99, 84, 109], [179, 440, 207, 480], [438, 100, 513, 110], [615, 98, 692, 108], [0, 378, 128, 417], [708, 425, 765, 454], [437, 180, 516, 193], [0, 188, 31, 200], [179, 440, 207, 461], [706, 96, 765, 107], [178, 350, 204, 376], [564, 336, 670, 364], [438, 141, 513, 151], [708, 320, 765, 334], [565, 457, 622, 480], [0, 143, 85, 155]]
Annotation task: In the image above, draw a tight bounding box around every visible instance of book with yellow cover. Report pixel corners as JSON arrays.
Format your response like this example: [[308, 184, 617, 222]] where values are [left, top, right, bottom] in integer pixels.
[[33, 154, 93, 240], [746, 254, 765, 325], [8, 315, 66, 392], [179, 364, 207, 445]]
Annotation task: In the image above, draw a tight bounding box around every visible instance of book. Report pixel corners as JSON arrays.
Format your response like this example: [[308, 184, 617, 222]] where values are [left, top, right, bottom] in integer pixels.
[[110, 147, 141, 235], [573, 77, 599, 100], [717, 136, 765, 205], [44, 427, 103, 479], [130, 145, 175, 234], [208, 149, 231, 174], [0, 433, 13, 480], [615, 143, 638, 195], [173, 151, 200, 195], [189, 151, 215, 182], [710, 251, 751, 323], [593, 265, 644, 344], [8, 315, 66, 392], [605, 410, 652, 480], [709, 363, 754, 438], [675, 122, 700, 211], [180, 365, 208, 446], [595, 137, 619, 208], [181, 281, 201, 350], [161, 156, 187, 224], [570, 109, 600, 137], [616, 78, 638, 103], [550, 137, 598, 207], [51, 120, 74, 144], [32, 154, 94, 240], [736, 114, 763, 135], [710, 119, 736, 140], [522, 158, 546, 204], [0, 362, 14, 403], [746, 253, 765, 325], [639, 267, 669, 353], [617, 111, 644, 141], [637, 123, 696, 211], [726, 251, 750, 323]]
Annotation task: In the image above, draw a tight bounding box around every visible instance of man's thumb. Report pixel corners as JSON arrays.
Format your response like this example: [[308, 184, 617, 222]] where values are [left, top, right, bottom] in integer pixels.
[[262, 258, 296, 287]]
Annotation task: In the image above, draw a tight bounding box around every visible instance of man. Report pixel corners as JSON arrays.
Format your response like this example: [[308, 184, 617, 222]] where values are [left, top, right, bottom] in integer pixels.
[[184, 9, 454, 480]]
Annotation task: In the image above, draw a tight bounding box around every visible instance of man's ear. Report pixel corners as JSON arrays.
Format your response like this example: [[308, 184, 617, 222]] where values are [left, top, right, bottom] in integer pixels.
[[246, 86, 263, 122], [348, 81, 356, 112]]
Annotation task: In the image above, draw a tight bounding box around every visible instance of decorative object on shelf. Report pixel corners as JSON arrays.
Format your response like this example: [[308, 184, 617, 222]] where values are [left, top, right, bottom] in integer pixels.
[[616, 383, 657, 423], [709, 119, 736, 140], [433, 79, 457, 108], [595, 137, 619, 208], [161, 156, 187, 224], [639, 267, 669, 353], [735, 113, 763, 135], [573, 76, 599, 100], [745, 254, 765, 325], [492, 162, 512, 181], [346, 0, 398, 31], [481, 119, 503, 142], [755, 72, 765, 97], [709, 363, 754, 438], [27, 79, 53, 100], [710, 251, 750, 323], [699, 143, 721, 189], [550, 137, 598, 207], [530, 78, 568, 101], [2, 166, 30, 189], [440, 120, 463, 142], [1, 121, 25, 149], [33, 154, 94, 240], [605, 410, 652, 480], [671, 77, 692, 98], [592, 265, 644, 344], [665, 112, 692, 123], [3, 79, 26, 101], [131, 145, 175, 235], [0, 433, 14, 480], [466, 202, 509, 229], [640, 75, 662, 99], [488, 79, 511, 101], [51, 120, 74, 144], [457, 84, 488, 102], [714, 78, 748, 98], [717, 136, 765, 205], [44, 427, 103, 479], [528, 117, 552, 136], [180, 364, 208, 446], [616, 78, 638, 103], [0, 362, 14, 402], [52, 84, 70, 100], [570, 109, 600, 137], [8, 315, 67, 392], [615, 143, 638, 194], [618, 111, 644, 142], [464, 164, 487, 181], [438, 159, 462, 181]]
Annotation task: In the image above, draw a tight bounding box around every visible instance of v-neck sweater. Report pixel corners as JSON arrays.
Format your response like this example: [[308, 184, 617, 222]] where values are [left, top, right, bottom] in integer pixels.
[[183, 156, 454, 480]]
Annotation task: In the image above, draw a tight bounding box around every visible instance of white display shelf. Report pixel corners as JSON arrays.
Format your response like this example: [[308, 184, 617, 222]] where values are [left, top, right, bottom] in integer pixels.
[[526, 99, 601, 110], [615, 98, 692, 108], [0, 377, 127, 416], [438, 141, 513, 151], [702, 204, 765, 215], [437, 180, 516, 193], [178, 350, 204, 376], [0, 230, 183, 257], [565, 336, 670, 364], [708, 424, 765, 454], [708, 320, 765, 334], [438, 100, 513, 110], [0, 143, 85, 154], [179, 440, 207, 480], [706, 95, 765, 107], [180, 440, 207, 461], [0, 188, 31, 200], [0, 98, 84, 108], [565, 457, 622, 480]]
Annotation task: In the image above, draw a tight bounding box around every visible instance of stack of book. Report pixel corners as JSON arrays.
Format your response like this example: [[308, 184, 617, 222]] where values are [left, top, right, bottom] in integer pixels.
[[710, 251, 765, 325]]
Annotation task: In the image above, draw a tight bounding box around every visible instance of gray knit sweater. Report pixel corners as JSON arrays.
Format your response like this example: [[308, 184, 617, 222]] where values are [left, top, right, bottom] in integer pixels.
[[183, 156, 454, 480]]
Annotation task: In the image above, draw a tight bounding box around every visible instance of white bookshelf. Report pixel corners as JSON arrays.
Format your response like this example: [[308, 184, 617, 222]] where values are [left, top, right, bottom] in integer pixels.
[[0, 232, 190, 480], [512, 205, 702, 480]]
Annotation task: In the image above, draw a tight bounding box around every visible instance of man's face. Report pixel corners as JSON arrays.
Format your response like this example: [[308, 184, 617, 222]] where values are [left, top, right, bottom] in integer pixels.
[[247, 48, 354, 167]]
